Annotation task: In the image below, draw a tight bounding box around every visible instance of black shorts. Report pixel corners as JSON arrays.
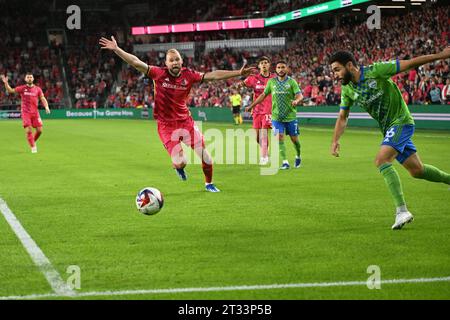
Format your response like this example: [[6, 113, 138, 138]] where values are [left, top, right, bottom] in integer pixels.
[[232, 106, 241, 114]]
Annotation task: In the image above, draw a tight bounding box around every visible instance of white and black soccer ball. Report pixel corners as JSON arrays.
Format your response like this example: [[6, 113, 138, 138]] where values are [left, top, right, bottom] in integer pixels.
[[135, 187, 164, 215]]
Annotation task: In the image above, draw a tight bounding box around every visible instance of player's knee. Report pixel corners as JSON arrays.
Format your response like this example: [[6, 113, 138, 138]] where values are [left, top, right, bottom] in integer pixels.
[[173, 161, 187, 169], [409, 165, 424, 179], [374, 157, 390, 168]]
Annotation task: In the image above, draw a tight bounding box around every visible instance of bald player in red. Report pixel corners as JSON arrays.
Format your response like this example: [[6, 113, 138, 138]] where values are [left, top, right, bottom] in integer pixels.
[[1, 73, 50, 153], [100, 36, 255, 192]]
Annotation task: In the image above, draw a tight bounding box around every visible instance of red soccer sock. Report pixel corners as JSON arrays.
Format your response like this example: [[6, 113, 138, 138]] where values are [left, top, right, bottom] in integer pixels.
[[26, 131, 35, 147], [202, 161, 213, 184], [34, 131, 42, 142]]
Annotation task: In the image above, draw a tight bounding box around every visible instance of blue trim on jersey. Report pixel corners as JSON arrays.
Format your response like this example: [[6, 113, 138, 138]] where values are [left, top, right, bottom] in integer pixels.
[[294, 91, 301, 95], [358, 66, 365, 87], [275, 76, 290, 84], [396, 58, 400, 74], [340, 106, 349, 110]]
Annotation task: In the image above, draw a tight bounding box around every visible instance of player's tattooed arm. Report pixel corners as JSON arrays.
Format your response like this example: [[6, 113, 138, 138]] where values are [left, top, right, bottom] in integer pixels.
[[399, 46, 450, 73], [99, 36, 149, 74], [331, 108, 350, 157], [1, 75, 16, 94]]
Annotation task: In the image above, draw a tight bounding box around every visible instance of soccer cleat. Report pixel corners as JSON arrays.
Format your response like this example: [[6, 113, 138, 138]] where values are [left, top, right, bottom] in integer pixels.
[[31, 146, 37, 153], [294, 156, 302, 168], [392, 211, 414, 230], [259, 157, 269, 165], [205, 183, 220, 192], [280, 162, 290, 170], [175, 168, 187, 181]]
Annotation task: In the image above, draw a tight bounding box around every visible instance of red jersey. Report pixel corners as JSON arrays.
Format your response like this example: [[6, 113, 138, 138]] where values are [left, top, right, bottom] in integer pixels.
[[244, 73, 275, 115], [147, 66, 203, 121], [15, 85, 44, 114]]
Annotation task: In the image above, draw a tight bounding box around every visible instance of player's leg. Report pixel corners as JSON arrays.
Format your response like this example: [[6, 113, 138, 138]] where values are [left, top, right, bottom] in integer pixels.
[[272, 121, 288, 169], [253, 115, 268, 165], [32, 114, 44, 142], [403, 152, 450, 185], [184, 118, 219, 192], [287, 120, 301, 168], [260, 128, 269, 164], [22, 114, 36, 152], [261, 114, 272, 162], [375, 145, 413, 229], [34, 127, 42, 142], [377, 124, 416, 229], [157, 120, 187, 180]]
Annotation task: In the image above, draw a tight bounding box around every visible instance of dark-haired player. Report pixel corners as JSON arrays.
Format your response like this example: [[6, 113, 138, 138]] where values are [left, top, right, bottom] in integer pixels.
[[1, 73, 50, 153], [329, 48, 450, 229]]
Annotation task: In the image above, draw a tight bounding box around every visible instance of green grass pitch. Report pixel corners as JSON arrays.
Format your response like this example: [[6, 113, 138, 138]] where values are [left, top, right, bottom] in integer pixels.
[[0, 119, 449, 299]]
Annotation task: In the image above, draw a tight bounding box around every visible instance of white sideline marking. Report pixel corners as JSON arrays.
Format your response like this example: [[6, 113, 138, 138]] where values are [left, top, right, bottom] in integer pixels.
[[1, 276, 449, 300], [0, 198, 75, 297]]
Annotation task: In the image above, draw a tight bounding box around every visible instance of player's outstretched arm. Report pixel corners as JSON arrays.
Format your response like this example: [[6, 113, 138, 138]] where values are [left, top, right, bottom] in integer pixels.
[[331, 108, 349, 157], [99, 36, 148, 74], [399, 46, 450, 73], [203, 63, 256, 82], [1, 75, 16, 94], [246, 92, 266, 112]]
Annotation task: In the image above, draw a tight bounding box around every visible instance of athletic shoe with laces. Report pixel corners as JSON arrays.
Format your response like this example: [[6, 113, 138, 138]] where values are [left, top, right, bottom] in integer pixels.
[[280, 162, 290, 170], [294, 156, 301, 168], [205, 183, 220, 192], [175, 168, 187, 181], [392, 211, 414, 230]]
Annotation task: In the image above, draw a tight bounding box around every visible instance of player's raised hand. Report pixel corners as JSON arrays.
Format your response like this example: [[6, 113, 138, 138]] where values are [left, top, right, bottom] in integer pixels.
[[331, 141, 340, 157], [99, 36, 118, 51], [239, 63, 256, 77], [1, 75, 8, 84]]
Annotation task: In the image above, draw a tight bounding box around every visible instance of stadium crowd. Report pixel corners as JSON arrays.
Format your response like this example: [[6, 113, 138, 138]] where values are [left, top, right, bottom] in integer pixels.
[[115, 5, 449, 109], [0, 2, 449, 109], [0, 2, 64, 108]]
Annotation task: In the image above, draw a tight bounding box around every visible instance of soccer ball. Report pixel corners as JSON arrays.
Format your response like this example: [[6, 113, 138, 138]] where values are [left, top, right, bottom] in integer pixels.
[[135, 187, 164, 215]]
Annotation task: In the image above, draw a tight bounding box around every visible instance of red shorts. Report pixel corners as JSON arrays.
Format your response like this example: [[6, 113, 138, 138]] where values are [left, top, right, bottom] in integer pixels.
[[157, 117, 205, 158], [252, 113, 272, 129], [22, 113, 43, 128]]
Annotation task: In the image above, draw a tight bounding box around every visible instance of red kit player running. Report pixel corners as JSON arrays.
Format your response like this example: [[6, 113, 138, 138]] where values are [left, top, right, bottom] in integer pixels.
[[1, 73, 50, 153], [99, 36, 255, 192], [241, 56, 275, 165]]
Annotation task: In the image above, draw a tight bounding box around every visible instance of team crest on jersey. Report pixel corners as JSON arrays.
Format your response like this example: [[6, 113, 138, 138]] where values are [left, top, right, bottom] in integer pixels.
[[181, 79, 188, 86], [368, 80, 377, 89]]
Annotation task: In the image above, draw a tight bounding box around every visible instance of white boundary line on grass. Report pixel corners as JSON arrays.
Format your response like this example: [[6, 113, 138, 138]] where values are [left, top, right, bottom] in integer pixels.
[[1, 276, 449, 300], [0, 197, 75, 297]]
